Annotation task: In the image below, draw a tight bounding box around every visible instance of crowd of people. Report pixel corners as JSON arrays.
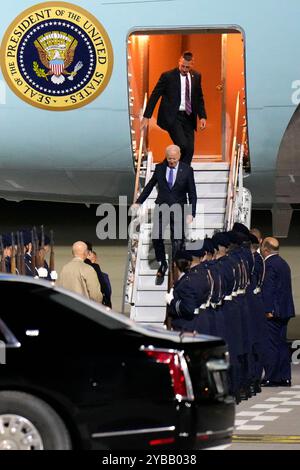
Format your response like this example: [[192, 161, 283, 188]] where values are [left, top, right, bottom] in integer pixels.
[[0, 230, 112, 309], [165, 224, 295, 403]]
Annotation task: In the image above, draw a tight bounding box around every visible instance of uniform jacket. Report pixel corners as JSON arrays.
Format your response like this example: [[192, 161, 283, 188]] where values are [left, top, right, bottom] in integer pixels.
[[58, 257, 102, 303], [136, 160, 197, 217], [262, 254, 295, 320], [144, 68, 207, 131], [169, 269, 210, 320]]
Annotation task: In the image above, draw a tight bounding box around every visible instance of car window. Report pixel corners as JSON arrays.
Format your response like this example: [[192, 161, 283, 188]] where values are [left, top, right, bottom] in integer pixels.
[[0, 280, 132, 349]]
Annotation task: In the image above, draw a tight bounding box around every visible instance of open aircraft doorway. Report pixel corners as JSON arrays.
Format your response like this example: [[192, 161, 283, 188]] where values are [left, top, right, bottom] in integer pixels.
[[127, 28, 248, 167]]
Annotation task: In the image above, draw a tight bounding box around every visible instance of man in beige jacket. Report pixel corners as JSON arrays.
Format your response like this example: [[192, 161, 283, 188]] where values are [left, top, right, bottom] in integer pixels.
[[58, 241, 102, 303]]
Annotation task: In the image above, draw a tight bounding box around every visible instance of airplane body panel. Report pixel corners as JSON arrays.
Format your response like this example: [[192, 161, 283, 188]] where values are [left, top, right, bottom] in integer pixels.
[[0, 0, 299, 208]]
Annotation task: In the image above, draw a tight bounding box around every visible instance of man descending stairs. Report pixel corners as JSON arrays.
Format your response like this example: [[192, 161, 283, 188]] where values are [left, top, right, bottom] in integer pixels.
[[128, 154, 230, 327]]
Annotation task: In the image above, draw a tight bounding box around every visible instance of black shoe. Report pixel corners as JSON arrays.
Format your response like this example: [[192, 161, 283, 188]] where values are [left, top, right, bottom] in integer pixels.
[[155, 262, 168, 285], [254, 381, 262, 394], [261, 380, 280, 387], [279, 379, 292, 387]]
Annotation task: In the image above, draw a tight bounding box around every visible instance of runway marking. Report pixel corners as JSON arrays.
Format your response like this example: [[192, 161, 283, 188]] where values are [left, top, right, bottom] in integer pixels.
[[281, 401, 300, 405], [232, 434, 300, 444], [251, 404, 278, 409], [236, 411, 264, 417], [265, 397, 289, 402], [234, 420, 249, 426], [265, 408, 292, 413], [250, 415, 278, 422], [205, 444, 231, 450], [235, 425, 264, 431]]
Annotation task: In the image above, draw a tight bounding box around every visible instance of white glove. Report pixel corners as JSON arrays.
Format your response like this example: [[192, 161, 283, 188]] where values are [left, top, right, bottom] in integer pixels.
[[37, 267, 48, 278], [50, 270, 58, 280], [165, 288, 174, 305]]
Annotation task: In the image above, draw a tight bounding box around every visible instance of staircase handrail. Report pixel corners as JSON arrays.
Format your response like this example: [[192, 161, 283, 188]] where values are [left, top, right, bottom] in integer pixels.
[[224, 92, 240, 231]]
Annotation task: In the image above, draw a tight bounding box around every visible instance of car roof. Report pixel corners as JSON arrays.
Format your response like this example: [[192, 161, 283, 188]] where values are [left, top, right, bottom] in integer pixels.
[[0, 275, 220, 344]]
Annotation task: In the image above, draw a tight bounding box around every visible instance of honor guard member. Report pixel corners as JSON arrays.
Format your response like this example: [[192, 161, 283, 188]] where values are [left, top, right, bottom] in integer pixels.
[[212, 232, 244, 399], [167, 251, 210, 332], [186, 245, 212, 335], [2, 233, 19, 274], [248, 232, 266, 389], [202, 238, 226, 339], [23, 230, 36, 277], [1, 234, 12, 273], [227, 230, 252, 399], [34, 231, 57, 281], [232, 224, 258, 394]]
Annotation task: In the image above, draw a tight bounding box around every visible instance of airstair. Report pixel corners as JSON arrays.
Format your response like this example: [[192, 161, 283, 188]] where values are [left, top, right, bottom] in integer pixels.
[[123, 94, 252, 326]]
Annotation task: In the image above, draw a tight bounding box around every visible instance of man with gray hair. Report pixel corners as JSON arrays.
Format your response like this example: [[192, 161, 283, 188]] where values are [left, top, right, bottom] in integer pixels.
[[135, 145, 196, 284], [58, 241, 102, 303]]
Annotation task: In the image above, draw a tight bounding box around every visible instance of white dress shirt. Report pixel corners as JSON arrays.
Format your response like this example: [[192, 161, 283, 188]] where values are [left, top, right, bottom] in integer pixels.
[[179, 73, 191, 111]]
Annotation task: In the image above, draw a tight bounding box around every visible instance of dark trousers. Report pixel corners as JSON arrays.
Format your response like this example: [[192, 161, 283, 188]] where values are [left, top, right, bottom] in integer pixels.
[[152, 205, 185, 264], [264, 318, 291, 382], [168, 112, 195, 165]]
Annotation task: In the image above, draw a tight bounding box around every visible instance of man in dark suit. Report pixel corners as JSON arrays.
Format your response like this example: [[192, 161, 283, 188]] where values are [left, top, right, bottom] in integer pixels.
[[141, 51, 207, 165], [261, 237, 295, 386], [135, 145, 197, 283]]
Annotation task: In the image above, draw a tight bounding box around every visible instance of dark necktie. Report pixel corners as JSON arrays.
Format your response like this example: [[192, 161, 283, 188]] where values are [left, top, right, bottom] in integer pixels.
[[185, 75, 192, 115], [167, 167, 174, 189]]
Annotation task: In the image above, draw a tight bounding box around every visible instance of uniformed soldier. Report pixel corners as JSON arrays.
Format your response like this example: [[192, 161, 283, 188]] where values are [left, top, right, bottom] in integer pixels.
[[167, 250, 210, 333]]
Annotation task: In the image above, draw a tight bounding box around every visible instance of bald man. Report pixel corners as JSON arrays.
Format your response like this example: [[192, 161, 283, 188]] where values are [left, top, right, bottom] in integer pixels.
[[58, 241, 102, 303], [261, 237, 295, 386]]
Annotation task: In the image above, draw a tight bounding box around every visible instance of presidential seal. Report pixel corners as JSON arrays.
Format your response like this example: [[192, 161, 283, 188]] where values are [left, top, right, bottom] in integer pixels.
[[0, 2, 113, 110]]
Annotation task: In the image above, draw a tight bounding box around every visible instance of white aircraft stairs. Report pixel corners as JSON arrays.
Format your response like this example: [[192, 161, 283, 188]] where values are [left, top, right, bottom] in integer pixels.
[[123, 98, 251, 327]]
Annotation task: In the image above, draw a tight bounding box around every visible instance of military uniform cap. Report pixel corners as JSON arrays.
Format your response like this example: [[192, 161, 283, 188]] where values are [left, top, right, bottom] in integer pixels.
[[227, 230, 241, 245], [21, 230, 32, 245], [1, 233, 14, 248], [212, 232, 231, 249], [174, 250, 193, 261], [186, 247, 206, 258], [203, 237, 215, 255], [249, 232, 259, 244], [232, 222, 250, 235]]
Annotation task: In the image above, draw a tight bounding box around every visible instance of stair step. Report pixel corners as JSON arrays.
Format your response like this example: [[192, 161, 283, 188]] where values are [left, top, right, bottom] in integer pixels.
[[137, 275, 168, 290], [145, 199, 226, 213], [135, 290, 167, 306], [151, 162, 230, 172], [140, 228, 218, 243], [139, 259, 169, 275], [147, 183, 228, 200], [131, 306, 167, 323]]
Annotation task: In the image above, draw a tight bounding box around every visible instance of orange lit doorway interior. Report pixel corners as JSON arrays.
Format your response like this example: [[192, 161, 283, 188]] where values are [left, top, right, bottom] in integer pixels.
[[128, 30, 246, 164]]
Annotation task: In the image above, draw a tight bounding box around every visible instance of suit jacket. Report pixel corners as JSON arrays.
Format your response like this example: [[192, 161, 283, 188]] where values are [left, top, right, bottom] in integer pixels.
[[58, 257, 102, 303], [136, 160, 197, 217], [262, 254, 295, 320], [144, 68, 207, 131], [85, 259, 112, 308]]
